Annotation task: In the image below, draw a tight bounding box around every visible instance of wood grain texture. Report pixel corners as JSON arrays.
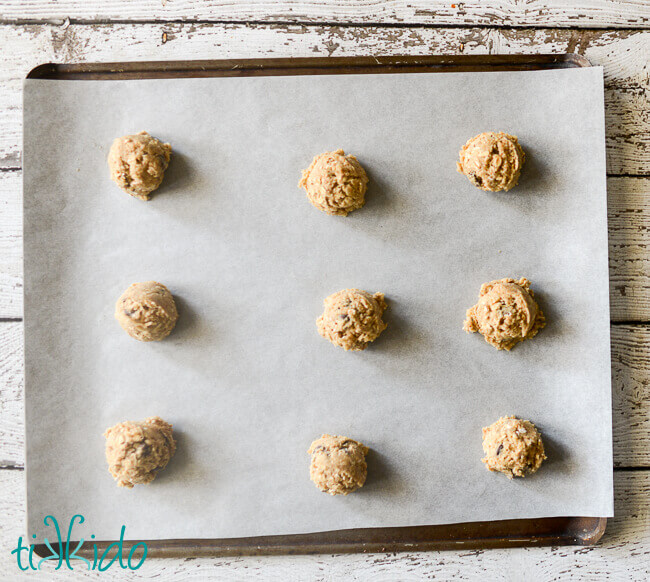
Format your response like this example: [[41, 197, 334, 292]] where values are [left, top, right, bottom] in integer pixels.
[[1, 320, 648, 467], [0, 25, 647, 173], [3, 173, 646, 320], [0, 468, 648, 580], [1, 1, 649, 27], [1, 9, 648, 578], [0, 321, 22, 468], [0, 171, 22, 318], [0, 25, 648, 317], [608, 177, 650, 321], [611, 325, 650, 467]]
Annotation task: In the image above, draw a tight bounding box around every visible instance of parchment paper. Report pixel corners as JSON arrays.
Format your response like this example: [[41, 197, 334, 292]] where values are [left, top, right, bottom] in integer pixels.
[[23, 66, 613, 542]]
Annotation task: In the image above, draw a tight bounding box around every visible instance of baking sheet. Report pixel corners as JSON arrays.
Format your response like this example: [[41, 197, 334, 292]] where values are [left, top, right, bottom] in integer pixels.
[[23, 66, 613, 543]]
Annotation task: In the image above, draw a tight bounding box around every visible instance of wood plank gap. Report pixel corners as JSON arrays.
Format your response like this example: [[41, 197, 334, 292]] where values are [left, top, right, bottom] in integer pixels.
[[0, 19, 649, 32]]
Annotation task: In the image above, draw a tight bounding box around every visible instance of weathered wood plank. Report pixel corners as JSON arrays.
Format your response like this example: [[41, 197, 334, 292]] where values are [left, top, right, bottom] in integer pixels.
[[0, 24, 648, 173], [608, 177, 650, 321], [0, 1, 649, 28], [0, 322, 22, 468], [2, 321, 648, 467], [0, 468, 647, 579], [611, 325, 650, 467], [4, 173, 646, 320], [0, 171, 22, 318], [1, 11, 649, 578]]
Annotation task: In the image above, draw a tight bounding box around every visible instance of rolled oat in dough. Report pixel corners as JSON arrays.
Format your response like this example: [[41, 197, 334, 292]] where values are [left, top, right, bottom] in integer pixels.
[[298, 149, 368, 216], [115, 281, 179, 342], [317, 288, 387, 351], [308, 434, 369, 495], [463, 277, 545, 351], [104, 416, 176, 488], [108, 131, 171, 200], [457, 131, 525, 192], [482, 416, 546, 479]]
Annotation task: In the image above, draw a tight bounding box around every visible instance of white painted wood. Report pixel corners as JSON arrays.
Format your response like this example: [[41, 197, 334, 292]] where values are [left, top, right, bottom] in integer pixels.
[[3, 172, 647, 319], [0, 25, 647, 173], [0, 1, 649, 28], [0, 171, 22, 317], [0, 321, 22, 467], [0, 6, 649, 578], [0, 468, 648, 580], [0, 25, 648, 317], [608, 177, 650, 321], [611, 325, 650, 467], [2, 320, 648, 467]]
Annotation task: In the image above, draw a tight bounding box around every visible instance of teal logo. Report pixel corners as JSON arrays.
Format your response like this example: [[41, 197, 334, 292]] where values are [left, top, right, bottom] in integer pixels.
[[12, 515, 147, 571]]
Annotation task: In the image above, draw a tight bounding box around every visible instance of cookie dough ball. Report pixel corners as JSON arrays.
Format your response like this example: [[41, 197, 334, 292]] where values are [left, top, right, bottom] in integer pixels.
[[308, 434, 369, 495], [317, 288, 387, 351], [482, 416, 546, 479], [115, 281, 178, 342], [108, 131, 171, 200], [104, 416, 176, 488], [457, 132, 525, 192], [298, 149, 368, 216], [463, 277, 545, 351]]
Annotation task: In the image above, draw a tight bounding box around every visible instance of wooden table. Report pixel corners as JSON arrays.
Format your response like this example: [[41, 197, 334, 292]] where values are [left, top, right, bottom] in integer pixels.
[[0, 2, 648, 579]]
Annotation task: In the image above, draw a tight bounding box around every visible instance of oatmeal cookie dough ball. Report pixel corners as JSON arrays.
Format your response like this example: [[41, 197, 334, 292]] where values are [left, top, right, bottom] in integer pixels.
[[308, 434, 369, 495], [463, 277, 545, 351], [317, 288, 387, 351], [108, 131, 171, 200], [115, 281, 178, 342], [104, 416, 176, 488], [298, 149, 369, 216], [482, 416, 546, 479], [457, 132, 525, 192]]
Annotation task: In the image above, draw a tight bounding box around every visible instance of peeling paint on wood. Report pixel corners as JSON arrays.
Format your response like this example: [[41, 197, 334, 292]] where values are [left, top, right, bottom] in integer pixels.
[[0, 1, 649, 28], [0, 9, 649, 578], [0, 25, 647, 173]]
